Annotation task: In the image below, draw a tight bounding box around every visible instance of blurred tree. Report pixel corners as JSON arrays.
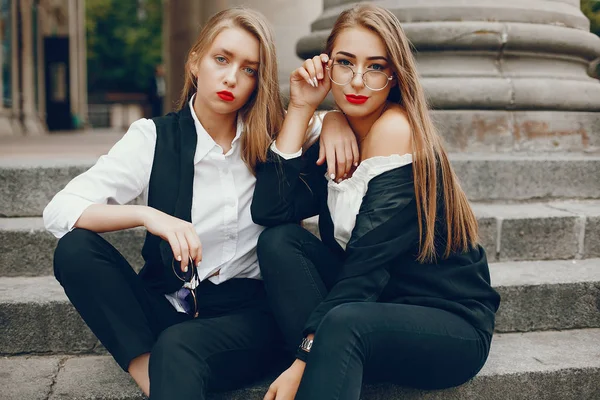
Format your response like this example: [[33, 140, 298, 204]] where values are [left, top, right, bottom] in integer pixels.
[[86, 0, 162, 93], [581, 0, 600, 76], [582, 0, 600, 34]]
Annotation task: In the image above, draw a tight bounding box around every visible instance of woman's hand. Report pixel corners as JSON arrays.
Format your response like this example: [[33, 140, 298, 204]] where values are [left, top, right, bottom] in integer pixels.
[[263, 359, 306, 400], [141, 207, 202, 272], [319, 111, 359, 182], [289, 54, 332, 112]]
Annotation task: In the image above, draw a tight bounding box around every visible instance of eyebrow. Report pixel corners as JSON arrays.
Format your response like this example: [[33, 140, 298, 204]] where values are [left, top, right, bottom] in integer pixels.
[[218, 48, 260, 66], [335, 51, 388, 62]]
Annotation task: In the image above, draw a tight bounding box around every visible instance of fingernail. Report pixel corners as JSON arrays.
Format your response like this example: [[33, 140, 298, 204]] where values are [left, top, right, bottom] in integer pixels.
[[313, 77, 318, 87], [330, 173, 335, 179], [354, 162, 359, 167], [344, 173, 348, 178], [177, 256, 182, 261], [307, 79, 314, 87], [197, 261, 202, 267], [183, 266, 188, 273]]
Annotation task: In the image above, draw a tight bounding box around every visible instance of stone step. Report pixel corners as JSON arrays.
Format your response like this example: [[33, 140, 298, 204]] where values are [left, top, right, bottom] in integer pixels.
[[0, 259, 598, 356], [0, 200, 599, 278], [2, 154, 600, 217], [1, 328, 599, 399]]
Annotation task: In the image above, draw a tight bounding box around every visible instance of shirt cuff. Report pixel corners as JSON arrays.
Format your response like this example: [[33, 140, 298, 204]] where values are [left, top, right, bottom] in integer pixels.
[[270, 141, 302, 160], [295, 347, 309, 362], [43, 194, 95, 239]]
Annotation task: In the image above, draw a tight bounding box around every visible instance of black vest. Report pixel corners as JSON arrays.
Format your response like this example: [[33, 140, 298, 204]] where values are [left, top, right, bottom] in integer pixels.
[[138, 105, 198, 293]]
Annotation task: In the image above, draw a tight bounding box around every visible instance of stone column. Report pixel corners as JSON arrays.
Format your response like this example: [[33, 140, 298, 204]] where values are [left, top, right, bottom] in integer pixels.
[[77, 0, 87, 127], [67, 0, 87, 128], [0, 0, 13, 136], [297, 0, 600, 152], [9, 0, 22, 135], [19, 0, 46, 134], [162, 0, 228, 112]]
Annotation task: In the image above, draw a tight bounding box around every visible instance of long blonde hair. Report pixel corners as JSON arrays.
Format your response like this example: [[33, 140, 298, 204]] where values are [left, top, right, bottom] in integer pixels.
[[178, 7, 284, 173], [326, 4, 479, 262]]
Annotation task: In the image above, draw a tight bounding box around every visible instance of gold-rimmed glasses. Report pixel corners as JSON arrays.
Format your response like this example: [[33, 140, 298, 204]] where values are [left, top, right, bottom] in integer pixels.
[[172, 256, 199, 318], [326, 64, 394, 91]]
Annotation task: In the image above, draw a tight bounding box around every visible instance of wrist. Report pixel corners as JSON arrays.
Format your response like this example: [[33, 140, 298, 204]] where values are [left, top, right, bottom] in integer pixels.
[[292, 358, 306, 370], [136, 206, 153, 228], [287, 102, 316, 120]]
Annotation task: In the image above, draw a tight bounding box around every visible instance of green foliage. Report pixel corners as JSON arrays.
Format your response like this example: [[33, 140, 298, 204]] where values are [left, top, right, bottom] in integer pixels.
[[582, 0, 600, 36], [581, 0, 600, 76], [86, 0, 162, 93]]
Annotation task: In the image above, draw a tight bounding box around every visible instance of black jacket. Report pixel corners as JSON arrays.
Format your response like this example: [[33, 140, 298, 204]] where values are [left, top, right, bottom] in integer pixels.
[[252, 142, 500, 337]]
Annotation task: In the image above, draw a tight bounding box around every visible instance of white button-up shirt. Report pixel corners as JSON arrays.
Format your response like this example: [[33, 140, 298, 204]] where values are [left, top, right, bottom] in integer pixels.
[[45, 98, 321, 288]]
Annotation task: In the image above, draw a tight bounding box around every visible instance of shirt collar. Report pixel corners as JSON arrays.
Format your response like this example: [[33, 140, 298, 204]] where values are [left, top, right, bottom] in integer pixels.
[[189, 95, 244, 164]]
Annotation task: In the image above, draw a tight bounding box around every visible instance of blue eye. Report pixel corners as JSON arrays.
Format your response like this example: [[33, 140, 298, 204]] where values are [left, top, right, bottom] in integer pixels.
[[369, 63, 384, 70], [244, 67, 257, 76], [215, 56, 227, 63], [337, 59, 352, 66]]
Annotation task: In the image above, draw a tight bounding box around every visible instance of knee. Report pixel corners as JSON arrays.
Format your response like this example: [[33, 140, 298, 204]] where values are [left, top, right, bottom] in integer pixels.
[[318, 303, 367, 338], [53, 228, 101, 282], [151, 324, 210, 377], [257, 224, 305, 274], [310, 304, 369, 359]]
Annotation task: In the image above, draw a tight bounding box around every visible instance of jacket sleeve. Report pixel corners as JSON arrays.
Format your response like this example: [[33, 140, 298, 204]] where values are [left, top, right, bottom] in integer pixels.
[[251, 142, 325, 227], [302, 166, 420, 335]]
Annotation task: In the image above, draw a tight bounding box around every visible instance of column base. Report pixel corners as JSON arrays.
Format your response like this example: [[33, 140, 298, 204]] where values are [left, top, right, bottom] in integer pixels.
[[21, 112, 47, 135], [0, 112, 15, 136]]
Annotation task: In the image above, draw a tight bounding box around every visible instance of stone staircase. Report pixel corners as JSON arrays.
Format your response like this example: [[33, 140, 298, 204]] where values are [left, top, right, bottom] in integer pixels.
[[1, 147, 600, 399]]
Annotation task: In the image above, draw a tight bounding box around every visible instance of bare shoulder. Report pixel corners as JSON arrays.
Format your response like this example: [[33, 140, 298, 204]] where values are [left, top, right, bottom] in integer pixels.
[[361, 105, 412, 161]]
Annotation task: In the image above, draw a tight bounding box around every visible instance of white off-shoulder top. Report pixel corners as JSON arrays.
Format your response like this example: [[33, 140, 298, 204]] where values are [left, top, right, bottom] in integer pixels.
[[326, 154, 413, 249]]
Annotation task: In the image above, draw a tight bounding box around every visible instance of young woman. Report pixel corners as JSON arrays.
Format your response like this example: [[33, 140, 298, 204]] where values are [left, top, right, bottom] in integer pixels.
[[252, 4, 501, 400], [44, 7, 352, 400]]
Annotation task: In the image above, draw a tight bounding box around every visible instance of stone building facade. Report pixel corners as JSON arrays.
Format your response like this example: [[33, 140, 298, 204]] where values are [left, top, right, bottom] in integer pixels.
[[0, 0, 86, 136]]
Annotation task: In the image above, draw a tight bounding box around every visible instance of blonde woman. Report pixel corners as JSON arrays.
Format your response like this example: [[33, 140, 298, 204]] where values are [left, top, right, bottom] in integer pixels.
[[252, 4, 501, 399], [44, 7, 353, 400]]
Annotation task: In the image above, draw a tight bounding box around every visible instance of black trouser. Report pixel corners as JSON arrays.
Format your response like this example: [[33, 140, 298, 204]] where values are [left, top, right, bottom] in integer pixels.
[[257, 224, 492, 400], [54, 228, 282, 400]]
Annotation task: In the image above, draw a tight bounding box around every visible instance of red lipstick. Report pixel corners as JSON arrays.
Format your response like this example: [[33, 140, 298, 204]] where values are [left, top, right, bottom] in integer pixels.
[[345, 94, 369, 105], [217, 91, 235, 102]]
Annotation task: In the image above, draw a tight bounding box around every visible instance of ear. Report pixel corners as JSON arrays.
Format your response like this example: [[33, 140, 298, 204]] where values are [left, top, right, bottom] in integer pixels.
[[189, 52, 200, 76], [190, 63, 199, 77]]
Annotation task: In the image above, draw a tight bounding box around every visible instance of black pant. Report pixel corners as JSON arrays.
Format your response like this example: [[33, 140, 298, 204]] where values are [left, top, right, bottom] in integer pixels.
[[257, 224, 491, 400], [54, 228, 282, 400]]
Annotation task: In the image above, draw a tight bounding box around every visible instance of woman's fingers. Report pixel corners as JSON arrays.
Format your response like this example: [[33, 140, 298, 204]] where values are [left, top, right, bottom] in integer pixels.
[[166, 232, 182, 265], [303, 59, 317, 88], [344, 140, 354, 177], [316, 140, 326, 165], [336, 146, 347, 181], [175, 231, 189, 272], [295, 67, 315, 88], [312, 55, 324, 81], [325, 142, 337, 180], [263, 387, 276, 400], [184, 227, 202, 267]]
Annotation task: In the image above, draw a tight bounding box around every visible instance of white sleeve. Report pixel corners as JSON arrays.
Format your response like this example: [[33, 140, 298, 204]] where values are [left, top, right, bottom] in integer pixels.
[[270, 141, 302, 160], [43, 118, 157, 238]]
